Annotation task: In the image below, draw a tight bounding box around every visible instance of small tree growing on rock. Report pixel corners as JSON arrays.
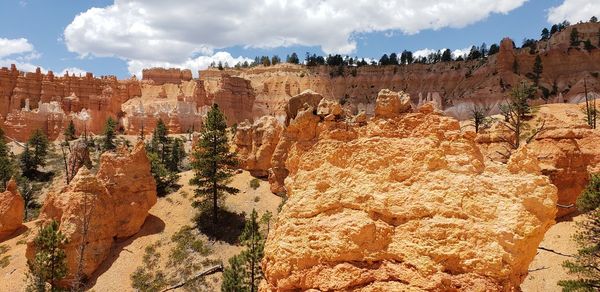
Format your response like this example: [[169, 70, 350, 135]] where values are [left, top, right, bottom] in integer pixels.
[[499, 81, 544, 149], [190, 104, 239, 225]]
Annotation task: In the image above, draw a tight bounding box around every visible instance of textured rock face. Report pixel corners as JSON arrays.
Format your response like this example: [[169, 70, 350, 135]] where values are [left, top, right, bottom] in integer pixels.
[[524, 104, 600, 218], [262, 106, 557, 290], [142, 68, 193, 85], [27, 169, 117, 285], [0, 178, 24, 239], [26, 142, 157, 286], [285, 90, 323, 124], [234, 116, 283, 177], [204, 74, 256, 125], [374, 89, 412, 118], [96, 142, 157, 238]]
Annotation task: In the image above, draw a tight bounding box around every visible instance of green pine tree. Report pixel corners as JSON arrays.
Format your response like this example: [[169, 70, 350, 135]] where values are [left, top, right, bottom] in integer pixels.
[[221, 209, 265, 292], [28, 129, 49, 168], [64, 120, 76, 141], [102, 117, 117, 151], [168, 138, 185, 172], [221, 255, 245, 292], [558, 175, 600, 291], [20, 143, 38, 178], [27, 220, 68, 292], [151, 119, 169, 163], [190, 104, 239, 225], [0, 128, 14, 190]]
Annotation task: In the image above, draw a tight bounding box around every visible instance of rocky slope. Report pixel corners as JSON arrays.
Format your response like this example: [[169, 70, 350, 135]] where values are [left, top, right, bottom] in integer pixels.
[[2, 22, 599, 142], [260, 91, 557, 290]]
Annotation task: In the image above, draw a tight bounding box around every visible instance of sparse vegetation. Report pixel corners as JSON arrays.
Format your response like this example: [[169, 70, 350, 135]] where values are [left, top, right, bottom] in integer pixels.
[[249, 178, 260, 190], [469, 104, 491, 133], [499, 81, 544, 149], [0, 128, 14, 190], [0, 244, 10, 268], [64, 120, 76, 141], [147, 119, 185, 196]]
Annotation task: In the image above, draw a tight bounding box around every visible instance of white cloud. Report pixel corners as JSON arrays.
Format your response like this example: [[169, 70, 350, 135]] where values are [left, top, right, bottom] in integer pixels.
[[59, 67, 87, 76], [452, 47, 472, 58], [548, 0, 600, 24], [0, 38, 34, 58], [64, 0, 527, 73], [413, 48, 438, 59], [127, 52, 253, 78]]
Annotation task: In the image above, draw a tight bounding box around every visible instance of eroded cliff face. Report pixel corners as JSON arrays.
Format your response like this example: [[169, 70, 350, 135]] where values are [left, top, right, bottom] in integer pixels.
[[206, 22, 600, 121], [260, 91, 558, 291]]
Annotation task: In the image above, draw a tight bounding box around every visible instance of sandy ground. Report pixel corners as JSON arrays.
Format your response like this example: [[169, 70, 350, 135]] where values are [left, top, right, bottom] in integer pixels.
[[0, 169, 281, 291], [520, 214, 582, 291]]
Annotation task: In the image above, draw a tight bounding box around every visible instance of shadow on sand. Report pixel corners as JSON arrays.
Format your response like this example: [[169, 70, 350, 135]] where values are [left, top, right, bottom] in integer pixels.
[[0, 224, 30, 243], [85, 214, 165, 288]]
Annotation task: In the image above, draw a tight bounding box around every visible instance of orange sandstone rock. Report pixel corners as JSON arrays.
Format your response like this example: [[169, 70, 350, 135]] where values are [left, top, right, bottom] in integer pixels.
[[234, 116, 283, 177], [262, 103, 557, 290], [0, 178, 24, 239]]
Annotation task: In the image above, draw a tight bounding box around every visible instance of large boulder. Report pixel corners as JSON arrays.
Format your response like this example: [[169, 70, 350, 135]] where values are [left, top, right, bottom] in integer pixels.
[[0, 178, 24, 239], [262, 107, 557, 290], [96, 142, 157, 238], [285, 90, 323, 124], [234, 116, 283, 178], [374, 89, 412, 118]]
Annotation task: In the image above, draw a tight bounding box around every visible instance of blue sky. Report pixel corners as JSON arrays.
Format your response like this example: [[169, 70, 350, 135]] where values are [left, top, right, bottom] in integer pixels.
[[0, 0, 596, 78]]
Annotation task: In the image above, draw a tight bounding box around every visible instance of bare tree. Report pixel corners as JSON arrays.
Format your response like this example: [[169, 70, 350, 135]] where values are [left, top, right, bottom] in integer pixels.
[[584, 79, 597, 129], [469, 104, 491, 133], [71, 191, 95, 292]]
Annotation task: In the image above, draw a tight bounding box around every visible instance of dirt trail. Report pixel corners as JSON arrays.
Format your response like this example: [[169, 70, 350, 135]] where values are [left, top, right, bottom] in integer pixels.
[[520, 214, 582, 291]]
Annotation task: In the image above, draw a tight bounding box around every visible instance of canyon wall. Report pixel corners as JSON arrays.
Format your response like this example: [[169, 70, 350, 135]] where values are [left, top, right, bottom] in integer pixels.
[[2, 22, 599, 142]]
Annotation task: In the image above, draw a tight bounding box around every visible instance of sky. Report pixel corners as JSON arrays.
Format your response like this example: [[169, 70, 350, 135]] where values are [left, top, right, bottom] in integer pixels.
[[0, 0, 598, 78]]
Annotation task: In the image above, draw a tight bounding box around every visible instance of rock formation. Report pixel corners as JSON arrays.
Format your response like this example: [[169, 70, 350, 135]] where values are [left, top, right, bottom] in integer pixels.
[[524, 104, 600, 217], [374, 89, 412, 118], [261, 91, 558, 290], [142, 68, 193, 85], [26, 142, 157, 286], [0, 178, 24, 239], [234, 116, 283, 177], [96, 142, 157, 237]]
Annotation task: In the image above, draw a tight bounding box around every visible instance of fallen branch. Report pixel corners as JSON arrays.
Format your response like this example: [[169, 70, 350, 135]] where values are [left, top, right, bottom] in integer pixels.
[[538, 246, 574, 258], [161, 264, 223, 292], [528, 266, 549, 272], [557, 203, 575, 209]]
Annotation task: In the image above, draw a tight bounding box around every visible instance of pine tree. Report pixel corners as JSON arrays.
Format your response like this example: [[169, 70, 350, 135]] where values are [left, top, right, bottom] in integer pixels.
[[470, 105, 490, 133], [64, 120, 76, 141], [221, 209, 265, 292], [151, 119, 169, 163], [29, 129, 49, 168], [190, 104, 239, 224], [221, 255, 245, 292], [27, 220, 68, 291], [499, 81, 538, 149], [0, 128, 14, 190], [441, 49, 452, 62], [541, 28, 550, 40], [532, 55, 543, 85], [557, 174, 600, 290], [168, 138, 185, 172], [102, 117, 117, 151], [20, 143, 38, 178]]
